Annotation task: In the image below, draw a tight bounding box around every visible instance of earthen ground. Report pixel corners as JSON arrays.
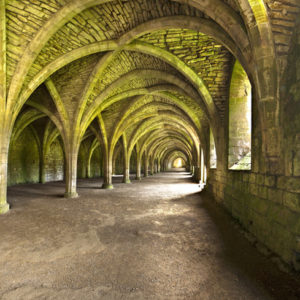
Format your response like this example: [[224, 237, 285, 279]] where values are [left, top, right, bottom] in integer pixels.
[[0, 173, 300, 299]]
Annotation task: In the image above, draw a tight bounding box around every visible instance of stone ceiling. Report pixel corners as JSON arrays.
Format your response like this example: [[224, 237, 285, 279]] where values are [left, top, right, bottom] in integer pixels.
[[4, 0, 300, 169]]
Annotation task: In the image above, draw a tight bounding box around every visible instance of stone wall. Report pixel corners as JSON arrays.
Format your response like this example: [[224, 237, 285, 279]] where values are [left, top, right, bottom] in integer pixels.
[[207, 134, 300, 268], [113, 147, 124, 175], [8, 127, 103, 185], [206, 21, 300, 270], [207, 169, 300, 268], [8, 127, 40, 185], [281, 19, 300, 178], [90, 147, 102, 178], [44, 139, 64, 182]]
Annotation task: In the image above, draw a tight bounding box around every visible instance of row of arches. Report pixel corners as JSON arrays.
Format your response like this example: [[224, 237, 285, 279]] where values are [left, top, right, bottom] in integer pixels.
[[8, 114, 198, 190], [0, 0, 299, 273], [0, 0, 279, 213]]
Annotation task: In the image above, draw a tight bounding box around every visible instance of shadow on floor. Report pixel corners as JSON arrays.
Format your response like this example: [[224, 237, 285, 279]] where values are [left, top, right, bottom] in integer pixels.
[[177, 190, 300, 300]]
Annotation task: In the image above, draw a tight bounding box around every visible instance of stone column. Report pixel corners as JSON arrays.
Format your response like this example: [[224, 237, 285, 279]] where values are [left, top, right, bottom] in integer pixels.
[[0, 3, 9, 214], [150, 160, 154, 176], [102, 152, 113, 189], [136, 154, 141, 180], [86, 163, 91, 179], [200, 148, 205, 185], [122, 135, 131, 183], [144, 154, 148, 177], [0, 141, 9, 214], [193, 166, 201, 183], [186, 163, 190, 172], [123, 156, 131, 184], [64, 148, 78, 198], [157, 160, 161, 173], [86, 149, 93, 179]]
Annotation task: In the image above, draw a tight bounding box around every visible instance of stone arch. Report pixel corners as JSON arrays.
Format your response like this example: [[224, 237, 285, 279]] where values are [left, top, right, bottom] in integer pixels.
[[110, 99, 204, 154], [8, 0, 248, 116], [165, 150, 189, 170], [228, 60, 252, 170]]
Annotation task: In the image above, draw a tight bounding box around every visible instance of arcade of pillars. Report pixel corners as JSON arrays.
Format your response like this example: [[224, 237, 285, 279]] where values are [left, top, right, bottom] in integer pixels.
[[0, 0, 300, 272]]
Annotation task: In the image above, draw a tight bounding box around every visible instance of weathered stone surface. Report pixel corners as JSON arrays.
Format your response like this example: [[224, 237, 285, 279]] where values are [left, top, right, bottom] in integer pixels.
[[0, 0, 299, 277]]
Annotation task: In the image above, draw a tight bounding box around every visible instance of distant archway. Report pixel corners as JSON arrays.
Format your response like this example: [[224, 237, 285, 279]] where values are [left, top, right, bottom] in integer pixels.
[[173, 157, 186, 169]]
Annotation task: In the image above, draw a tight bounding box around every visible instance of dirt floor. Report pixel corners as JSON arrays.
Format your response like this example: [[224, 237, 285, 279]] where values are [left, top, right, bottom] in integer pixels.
[[1, 172, 300, 299]]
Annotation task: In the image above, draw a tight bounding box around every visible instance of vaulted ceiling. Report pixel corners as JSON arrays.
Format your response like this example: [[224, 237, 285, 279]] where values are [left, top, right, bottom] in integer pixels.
[[5, 0, 299, 167]]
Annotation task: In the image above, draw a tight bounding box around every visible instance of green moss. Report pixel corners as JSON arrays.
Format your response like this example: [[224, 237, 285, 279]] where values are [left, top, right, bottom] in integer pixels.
[[90, 147, 102, 177], [45, 139, 64, 182], [8, 127, 40, 186]]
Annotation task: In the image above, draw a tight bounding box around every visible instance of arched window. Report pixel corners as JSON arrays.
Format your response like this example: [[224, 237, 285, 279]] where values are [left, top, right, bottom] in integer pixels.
[[173, 157, 183, 168], [210, 128, 217, 169], [228, 60, 252, 170]]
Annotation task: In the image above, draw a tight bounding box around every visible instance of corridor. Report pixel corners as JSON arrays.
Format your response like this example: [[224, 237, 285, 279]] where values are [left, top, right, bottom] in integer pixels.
[[0, 173, 299, 299]]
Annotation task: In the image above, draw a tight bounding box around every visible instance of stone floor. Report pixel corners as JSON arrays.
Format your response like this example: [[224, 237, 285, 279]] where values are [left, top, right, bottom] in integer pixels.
[[0, 173, 300, 299]]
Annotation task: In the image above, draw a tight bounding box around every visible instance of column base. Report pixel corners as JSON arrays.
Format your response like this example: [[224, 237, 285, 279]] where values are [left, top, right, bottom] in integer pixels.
[[0, 203, 9, 214], [123, 179, 131, 184], [64, 192, 79, 198], [135, 176, 141, 181], [102, 183, 114, 189]]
